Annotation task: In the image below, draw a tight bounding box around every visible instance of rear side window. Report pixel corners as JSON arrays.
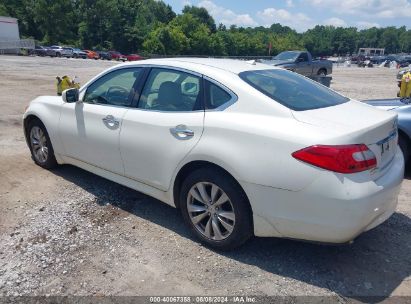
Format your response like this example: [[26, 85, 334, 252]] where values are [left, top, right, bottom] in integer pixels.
[[205, 80, 233, 109], [239, 69, 349, 111], [298, 53, 309, 62]]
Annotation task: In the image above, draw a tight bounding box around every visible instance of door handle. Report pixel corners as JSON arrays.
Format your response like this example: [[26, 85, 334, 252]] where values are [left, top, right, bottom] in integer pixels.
[[102, 115, 120, 128], [170, 124, 194, 140]]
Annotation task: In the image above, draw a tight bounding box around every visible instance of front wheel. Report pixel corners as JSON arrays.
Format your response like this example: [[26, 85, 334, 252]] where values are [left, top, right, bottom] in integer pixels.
[[27, 120, 58, 169], [180, 168, 253, 250]]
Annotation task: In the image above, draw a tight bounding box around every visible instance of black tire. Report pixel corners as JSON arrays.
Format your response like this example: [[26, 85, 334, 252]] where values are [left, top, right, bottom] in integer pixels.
[[180, 168, 253, 250], [399, 134, 409, 164], [56, 52, 61, 57], [73, 53, 78, 59], [317, 68, 327, 76], [27, 119, 58, 169]]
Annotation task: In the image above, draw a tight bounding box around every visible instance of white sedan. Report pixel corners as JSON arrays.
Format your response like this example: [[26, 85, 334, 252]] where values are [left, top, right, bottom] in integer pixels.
[[23, 58, 404, 250]]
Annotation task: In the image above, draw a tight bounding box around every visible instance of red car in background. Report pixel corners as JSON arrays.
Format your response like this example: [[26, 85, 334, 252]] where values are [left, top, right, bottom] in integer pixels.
[[108, 51, 127, 62], [125, 54, 143, 61]]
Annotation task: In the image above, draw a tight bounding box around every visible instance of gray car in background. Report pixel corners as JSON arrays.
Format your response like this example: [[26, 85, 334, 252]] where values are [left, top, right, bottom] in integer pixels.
[[261, 51, 333, 77], [364, 98, 411, 164], [69, 48, 87, 59]]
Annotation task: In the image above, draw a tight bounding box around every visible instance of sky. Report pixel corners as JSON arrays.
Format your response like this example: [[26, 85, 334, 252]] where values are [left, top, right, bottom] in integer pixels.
[[162, 0, 411, 32]]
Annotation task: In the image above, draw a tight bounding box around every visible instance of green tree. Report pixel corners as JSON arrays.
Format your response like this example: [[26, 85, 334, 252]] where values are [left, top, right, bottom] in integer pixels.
[[381, 27, 401, 53], [182, 5, 216, 33]]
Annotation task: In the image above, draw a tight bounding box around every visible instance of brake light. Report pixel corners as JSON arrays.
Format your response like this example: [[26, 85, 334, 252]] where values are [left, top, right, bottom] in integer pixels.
[[292, 144, 376, 174]]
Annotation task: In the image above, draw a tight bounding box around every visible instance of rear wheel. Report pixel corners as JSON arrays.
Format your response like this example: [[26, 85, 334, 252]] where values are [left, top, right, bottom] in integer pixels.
[[317, 68, 327, 76], [27, 119, 57, 169], [180, 168, 253, 250]]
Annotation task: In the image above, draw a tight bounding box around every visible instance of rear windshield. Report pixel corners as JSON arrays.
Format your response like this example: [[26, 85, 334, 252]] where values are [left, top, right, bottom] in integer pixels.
[[273, 51, 299, 61], [239, 69, 349, 111]]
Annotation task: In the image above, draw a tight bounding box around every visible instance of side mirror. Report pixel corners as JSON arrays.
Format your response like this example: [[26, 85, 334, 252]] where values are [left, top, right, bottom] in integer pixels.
[[182, 82, 198, 94], [62, 88, 79, 103]]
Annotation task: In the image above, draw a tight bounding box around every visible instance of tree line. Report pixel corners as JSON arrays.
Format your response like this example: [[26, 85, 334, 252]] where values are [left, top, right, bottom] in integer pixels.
[[1, 0, 411, 56]]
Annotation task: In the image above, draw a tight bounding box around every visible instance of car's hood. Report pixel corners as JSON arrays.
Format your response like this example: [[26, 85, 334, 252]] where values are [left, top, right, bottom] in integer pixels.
[[363, 98, 406, 110]]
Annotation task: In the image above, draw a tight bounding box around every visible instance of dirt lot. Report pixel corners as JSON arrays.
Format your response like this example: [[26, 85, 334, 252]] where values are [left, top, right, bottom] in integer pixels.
[[0, 56, 410, 301]]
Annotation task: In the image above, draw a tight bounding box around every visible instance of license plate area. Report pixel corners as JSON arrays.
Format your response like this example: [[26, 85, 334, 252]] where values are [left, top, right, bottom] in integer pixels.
[[376, 130, 397, 166]]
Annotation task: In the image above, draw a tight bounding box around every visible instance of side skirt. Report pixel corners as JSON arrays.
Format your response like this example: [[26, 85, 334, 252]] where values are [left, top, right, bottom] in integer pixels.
[[56, 154, 176, 208]]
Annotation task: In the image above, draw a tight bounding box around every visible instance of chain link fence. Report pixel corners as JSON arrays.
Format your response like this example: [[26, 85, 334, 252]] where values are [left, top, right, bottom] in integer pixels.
[[0, 39, 35, 54]]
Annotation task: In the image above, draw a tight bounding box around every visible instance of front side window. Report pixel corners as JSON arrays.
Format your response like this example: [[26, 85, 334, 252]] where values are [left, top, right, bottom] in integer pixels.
[[138, 68, 201, 111], [239, 69, 349, 111], [83, 68, 142, 106]]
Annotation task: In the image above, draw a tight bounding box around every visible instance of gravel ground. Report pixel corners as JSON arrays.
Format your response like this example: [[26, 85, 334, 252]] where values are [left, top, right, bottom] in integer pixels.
[[0, 56, 410, 301]]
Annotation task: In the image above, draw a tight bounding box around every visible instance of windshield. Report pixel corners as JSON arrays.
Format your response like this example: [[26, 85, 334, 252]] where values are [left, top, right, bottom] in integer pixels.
[[239, 69, 349, 111], [273, 51, 299, 61]]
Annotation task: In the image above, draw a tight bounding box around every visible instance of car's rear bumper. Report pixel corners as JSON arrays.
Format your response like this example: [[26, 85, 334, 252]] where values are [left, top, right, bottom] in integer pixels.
[[242, 148, 404, 243]]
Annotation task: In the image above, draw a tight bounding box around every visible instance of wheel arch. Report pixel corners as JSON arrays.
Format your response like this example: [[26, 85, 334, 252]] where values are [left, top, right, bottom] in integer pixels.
[[398, 128, 410, 159], [317, 67, 327, 75], [172, 160, 252, 213], [23, 114, 43, 145]]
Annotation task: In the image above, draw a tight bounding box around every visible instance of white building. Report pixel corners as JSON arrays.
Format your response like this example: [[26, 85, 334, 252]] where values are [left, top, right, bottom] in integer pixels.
[[0, 16, 20, 54], [0, 16, 20, 41], [358, 47, 385, 56]]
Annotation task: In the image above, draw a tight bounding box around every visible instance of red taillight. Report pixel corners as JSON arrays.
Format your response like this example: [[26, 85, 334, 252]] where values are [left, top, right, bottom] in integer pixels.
[[292, 144, 376, 174]]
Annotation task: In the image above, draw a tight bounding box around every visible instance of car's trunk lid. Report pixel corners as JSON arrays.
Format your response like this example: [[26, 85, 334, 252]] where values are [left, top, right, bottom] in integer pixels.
[[362, 98, 406, 110], [292, 100, 398, 179]]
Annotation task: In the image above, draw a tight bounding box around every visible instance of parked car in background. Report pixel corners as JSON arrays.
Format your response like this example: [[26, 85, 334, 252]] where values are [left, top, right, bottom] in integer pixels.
[[62, 47, 74, 58], [108, 51, 127, 62], [69, 48, 87, 59], [45, 46, 57, 57], [125, 54, 143, 61], [350, 55, 366, 64], [83, 50, 99, 60], [29, 45, 47, 57], [261, 51, 333, 76], [23, 58, 403, 250], [363, 98, 411, 165], [397, 56, 411, 68], [370, 55, 387, 65], [97, 51, 112, 60], [358, 60, 373, 68], [47, 46, 73, 58]]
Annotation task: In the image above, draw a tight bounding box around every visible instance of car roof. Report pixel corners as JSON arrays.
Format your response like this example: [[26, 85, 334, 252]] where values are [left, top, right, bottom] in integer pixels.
[[124, 57, 278, 75]]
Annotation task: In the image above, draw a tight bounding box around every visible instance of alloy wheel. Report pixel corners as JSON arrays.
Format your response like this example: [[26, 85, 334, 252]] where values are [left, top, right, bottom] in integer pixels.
[[30, 126, 49, 163], [186, 182, 235, 241]]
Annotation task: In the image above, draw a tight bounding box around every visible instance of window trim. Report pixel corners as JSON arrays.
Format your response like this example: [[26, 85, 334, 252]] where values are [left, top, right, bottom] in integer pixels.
[[203, 76, 238, 111], [134, 66, 205, 113], [81, 67, 146, 108]]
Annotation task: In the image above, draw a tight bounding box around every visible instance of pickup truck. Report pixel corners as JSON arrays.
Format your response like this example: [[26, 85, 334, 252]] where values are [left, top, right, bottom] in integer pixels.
[[262, 51, 333, 77]]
